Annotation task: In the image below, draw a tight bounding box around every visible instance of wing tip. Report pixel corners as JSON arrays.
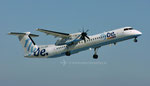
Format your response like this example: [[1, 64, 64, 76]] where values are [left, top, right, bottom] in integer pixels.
[[8, 32, 12, 35], [36, 28, 40, 31]]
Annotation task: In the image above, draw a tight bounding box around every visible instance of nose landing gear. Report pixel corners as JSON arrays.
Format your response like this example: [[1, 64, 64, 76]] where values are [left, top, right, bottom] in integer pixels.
[[134, 37, 138, 42], [93, 54, 98, 59], [93, 48, 99, 59]]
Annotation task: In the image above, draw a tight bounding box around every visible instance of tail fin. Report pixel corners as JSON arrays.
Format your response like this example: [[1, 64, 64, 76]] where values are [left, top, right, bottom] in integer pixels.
[[8, 32, 39, 56]]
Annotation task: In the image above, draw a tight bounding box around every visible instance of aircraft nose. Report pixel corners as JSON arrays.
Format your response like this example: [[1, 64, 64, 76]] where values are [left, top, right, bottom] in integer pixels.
[[137, 31, 142, 35], [135, 30, 142, 36]]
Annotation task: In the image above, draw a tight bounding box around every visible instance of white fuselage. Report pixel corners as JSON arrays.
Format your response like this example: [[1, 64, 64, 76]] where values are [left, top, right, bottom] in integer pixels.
[[27, 27, 142, 58]]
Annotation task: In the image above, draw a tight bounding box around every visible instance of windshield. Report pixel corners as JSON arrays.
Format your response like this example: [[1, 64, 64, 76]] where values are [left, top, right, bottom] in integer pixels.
[[124, 28, 133, 31]]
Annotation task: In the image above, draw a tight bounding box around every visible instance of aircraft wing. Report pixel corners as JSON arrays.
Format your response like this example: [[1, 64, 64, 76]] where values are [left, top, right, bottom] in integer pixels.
[[36, 28, 70, 38]]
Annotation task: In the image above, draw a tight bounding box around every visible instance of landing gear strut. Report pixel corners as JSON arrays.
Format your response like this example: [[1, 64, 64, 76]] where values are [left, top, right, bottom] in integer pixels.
[[93, 48, 99, 59], [134, 37, 138, 42]]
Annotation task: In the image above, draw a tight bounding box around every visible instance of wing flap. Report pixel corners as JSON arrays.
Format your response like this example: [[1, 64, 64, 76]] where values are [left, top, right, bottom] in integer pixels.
[[36, 28, 70, 38]]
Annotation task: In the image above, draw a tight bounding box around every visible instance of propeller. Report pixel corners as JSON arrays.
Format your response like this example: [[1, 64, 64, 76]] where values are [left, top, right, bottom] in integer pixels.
[[80, 28, 90, 42]]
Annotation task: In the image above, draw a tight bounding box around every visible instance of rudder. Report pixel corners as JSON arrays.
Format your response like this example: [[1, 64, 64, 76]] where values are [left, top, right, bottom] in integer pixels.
[[8, 32, 39, 56]]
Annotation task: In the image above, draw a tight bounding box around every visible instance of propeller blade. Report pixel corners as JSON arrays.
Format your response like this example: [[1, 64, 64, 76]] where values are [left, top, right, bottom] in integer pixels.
[[85, 29, 89, 33], [80, 35, 83, 39], [85, 35, 90, 39], [82, 27, 85, 32], [83, 38, 86, 42]]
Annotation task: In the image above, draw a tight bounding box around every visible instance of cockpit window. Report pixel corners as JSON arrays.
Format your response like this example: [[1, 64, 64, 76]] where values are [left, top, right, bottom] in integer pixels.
[[124, 28, 133, 31]]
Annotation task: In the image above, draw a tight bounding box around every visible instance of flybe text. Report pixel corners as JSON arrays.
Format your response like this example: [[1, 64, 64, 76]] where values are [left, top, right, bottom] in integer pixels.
[[101, 32, 116, 40], [106, 32, 116, 39], [34, 48, 48, 56]]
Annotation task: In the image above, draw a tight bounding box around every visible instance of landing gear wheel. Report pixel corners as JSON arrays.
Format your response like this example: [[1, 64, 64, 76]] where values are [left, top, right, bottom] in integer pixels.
[[93, 48, 99, 59], [134, 38, 138, 42], [65, 51, 71, 56], [93, 54, 98, 59]]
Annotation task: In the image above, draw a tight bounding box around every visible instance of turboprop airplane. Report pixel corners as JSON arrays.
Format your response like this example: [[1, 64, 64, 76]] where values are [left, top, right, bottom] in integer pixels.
[[8, 27, 142, 59]]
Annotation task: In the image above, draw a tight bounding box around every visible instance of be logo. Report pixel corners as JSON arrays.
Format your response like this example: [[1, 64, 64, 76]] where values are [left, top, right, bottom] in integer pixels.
[[34, 48, 48, 56], [106, 32, 116, 39]]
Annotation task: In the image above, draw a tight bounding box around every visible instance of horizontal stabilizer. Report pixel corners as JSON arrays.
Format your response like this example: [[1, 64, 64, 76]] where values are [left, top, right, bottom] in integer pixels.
[[8, 32, 39, 37]]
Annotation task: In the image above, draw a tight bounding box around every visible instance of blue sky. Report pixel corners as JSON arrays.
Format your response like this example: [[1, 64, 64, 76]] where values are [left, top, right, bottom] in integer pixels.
[[0, 0, 150, 86]]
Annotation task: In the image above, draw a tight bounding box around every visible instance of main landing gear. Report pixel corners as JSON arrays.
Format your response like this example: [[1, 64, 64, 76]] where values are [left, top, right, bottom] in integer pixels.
[[65, 51, 71, 56], [93, 48, 99, 59], [134, 37, 138, 42]]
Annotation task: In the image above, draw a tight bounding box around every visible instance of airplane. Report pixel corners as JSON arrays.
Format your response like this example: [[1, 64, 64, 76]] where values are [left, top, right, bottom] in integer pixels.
[[8, 27, 142, 59]]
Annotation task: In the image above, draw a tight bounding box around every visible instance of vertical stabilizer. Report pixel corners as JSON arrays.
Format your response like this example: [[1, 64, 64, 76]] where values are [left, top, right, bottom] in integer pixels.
[[8, 32, 39, 56]]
